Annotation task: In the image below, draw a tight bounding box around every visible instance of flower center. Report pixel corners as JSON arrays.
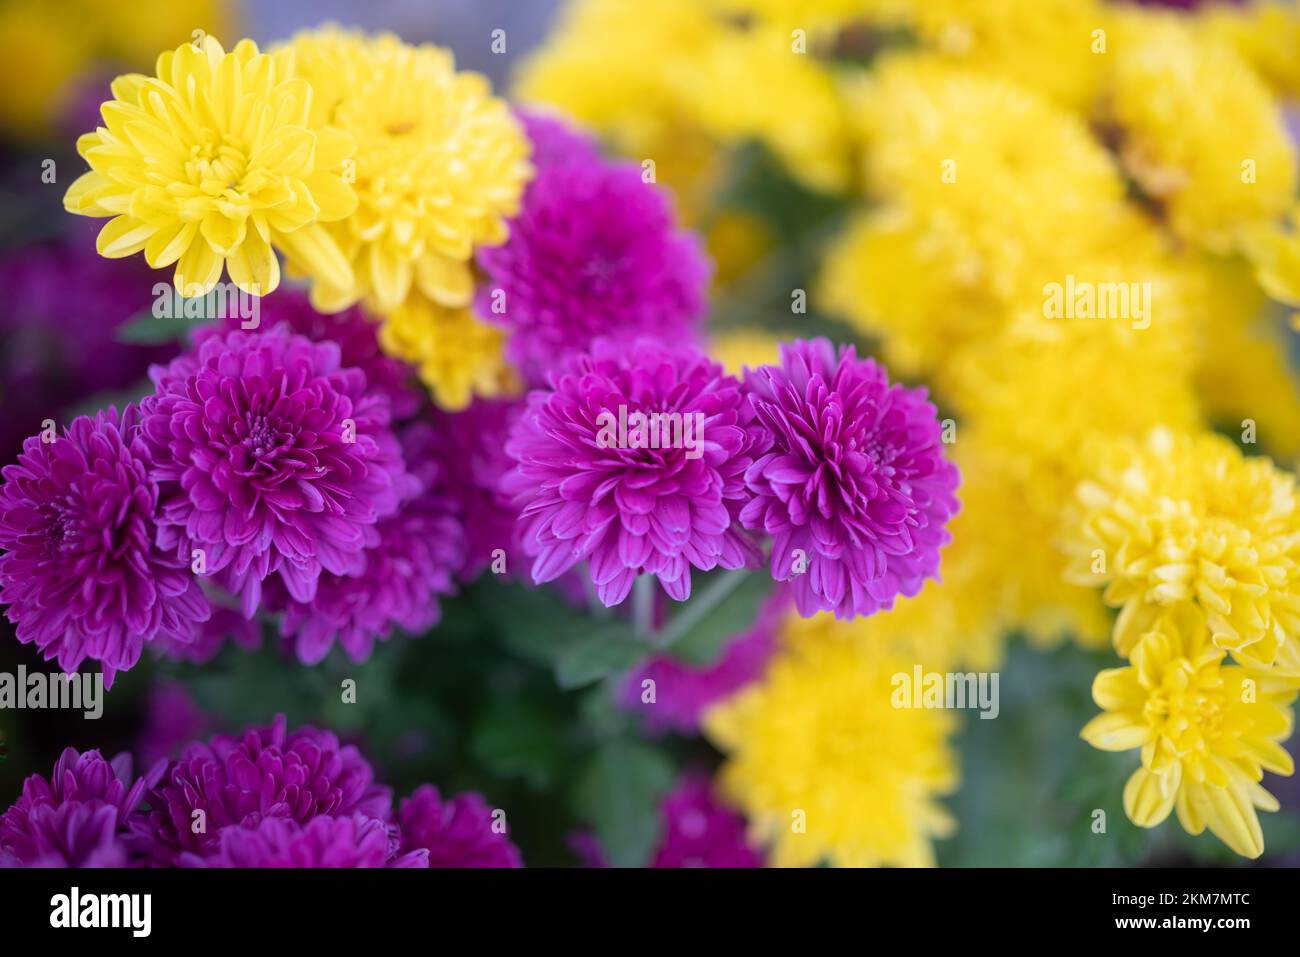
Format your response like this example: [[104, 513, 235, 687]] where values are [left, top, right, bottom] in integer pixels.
[[189, 130, 249, 193], [243, 415, 285, 460]]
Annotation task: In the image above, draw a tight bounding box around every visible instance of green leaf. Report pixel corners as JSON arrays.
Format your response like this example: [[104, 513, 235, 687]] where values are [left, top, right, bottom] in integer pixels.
[[572, 740, 675, 867], [471, 699, 568, 790], [554, 628, 645, 690]]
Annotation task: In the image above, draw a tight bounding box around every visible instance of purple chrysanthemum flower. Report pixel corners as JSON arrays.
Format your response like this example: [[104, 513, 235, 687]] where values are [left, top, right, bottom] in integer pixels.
[[139, 326, 408, 617], [397, 784, 522, 868], [742, 339, 960, 620], [430, 398, 525, 581], [271, 422, 463, 665], [567, 774, 762, 868], [205, 288, 423, 421], [516, 108, 602, 170], [651, 774, 763, 868], [184, 814, 425, 868], [618, 589, 788, 733], [504, 340, 763, 606], [142, 715, 391, 865], [0, 748, 151, 867], [0, 407, 209, 685], [476, 119, 709, 384]]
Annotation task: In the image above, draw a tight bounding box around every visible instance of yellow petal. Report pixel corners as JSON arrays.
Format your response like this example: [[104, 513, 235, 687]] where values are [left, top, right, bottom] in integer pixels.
[[1091, 667, 1143, 711], [277, 223, 354, 298], [1203, 782, 1265, 859], [368, 242, 413, 310], [416, 252, 474, 308], [144, 220, 198, 269], [1123, 765, 1178, 828], [174, 239, 225, 298], [200, 213, 248, 257], [1081, 712, 1153, 751], [227, 228, 281, 296], [96, 216, 155, 258]]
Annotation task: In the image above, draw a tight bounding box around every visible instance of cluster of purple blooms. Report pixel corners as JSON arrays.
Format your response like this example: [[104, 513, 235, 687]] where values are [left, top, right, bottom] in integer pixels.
[[0, 716, 521, 868], [0, 109, 961, 691], [0, 111, 962, 868]]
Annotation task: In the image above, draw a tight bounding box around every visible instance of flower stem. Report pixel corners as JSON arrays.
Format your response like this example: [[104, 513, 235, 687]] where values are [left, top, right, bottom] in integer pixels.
[[632, 573, 657, 640], [654, 568, 750, 649]]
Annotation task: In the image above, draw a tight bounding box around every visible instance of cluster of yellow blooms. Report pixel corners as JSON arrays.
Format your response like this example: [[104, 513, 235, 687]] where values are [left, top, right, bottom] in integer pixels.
[[64, 29, 530, 410], [527, 0, 1300, 862]]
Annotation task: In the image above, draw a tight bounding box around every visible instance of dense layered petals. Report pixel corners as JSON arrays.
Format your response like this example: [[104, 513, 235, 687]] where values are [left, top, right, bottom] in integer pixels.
[[742, 339, 960, 620], [0, 407, 210, 685], [504, 340, 763, 606]]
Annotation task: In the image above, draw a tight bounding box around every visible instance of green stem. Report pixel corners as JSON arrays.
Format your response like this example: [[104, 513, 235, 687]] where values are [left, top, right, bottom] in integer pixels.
[[654, 568, 750, 649], [632, 574, 657, 640]]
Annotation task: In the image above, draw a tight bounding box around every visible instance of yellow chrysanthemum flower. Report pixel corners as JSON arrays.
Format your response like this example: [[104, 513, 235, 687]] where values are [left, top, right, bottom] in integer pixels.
[[1107, 12, 1296, 251], [518, 0, 851, 200], [1191, 254, 1300, 459], [1081, 605, 1297, 859], [63, 35, 357, 297], [1244, 204, 1300, 307], [911, 0, 1107, 112], [1065, 428, 1300, 674], [1199, 1, 1300, 98], [0, 0, 231, 141], [283, 27, 532, 313], [705, 617, 959, 867], [823, 55, 1137, 378], [377, 292, 518, 411]]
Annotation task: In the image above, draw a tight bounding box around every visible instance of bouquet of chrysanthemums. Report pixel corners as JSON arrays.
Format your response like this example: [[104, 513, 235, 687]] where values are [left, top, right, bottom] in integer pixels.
[[2, 0, 1300, 869]]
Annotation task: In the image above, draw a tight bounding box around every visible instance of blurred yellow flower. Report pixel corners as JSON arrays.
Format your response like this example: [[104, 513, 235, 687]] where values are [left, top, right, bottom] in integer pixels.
[[1107, 12, 1296, 251], [283, 27, 531, 313], [518, 0, 852, 202], [911, 0, 1107, 112], [1082, 605, 1296, 859], [64, 36, 356, 297], [378, 292, 518, 411], [1065, 428, 1300, 675], [823, 55, 1136, 378], [0, 0, 232, 141], [706, 615, 959, 867]]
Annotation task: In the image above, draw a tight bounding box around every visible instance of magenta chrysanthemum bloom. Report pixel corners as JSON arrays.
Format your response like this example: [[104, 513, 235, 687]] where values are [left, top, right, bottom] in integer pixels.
[[476, 121, 709, 383], [206, 289, 423, 421], [272, 422, 463, 665], [618, 589, 788, 733], [431, 398, 525, 580], [0, 748, 151, 867], [140, 326, 408, 617], [651, 774, 763, 868], [0, 407, 209, 685], [517, 108, 601, 170], [397, 785, 522, 868], [504, 340, 763, 605], [742, 339, 960, 619], [185, 814, 425, 868], [142, 715, 391, 865]]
